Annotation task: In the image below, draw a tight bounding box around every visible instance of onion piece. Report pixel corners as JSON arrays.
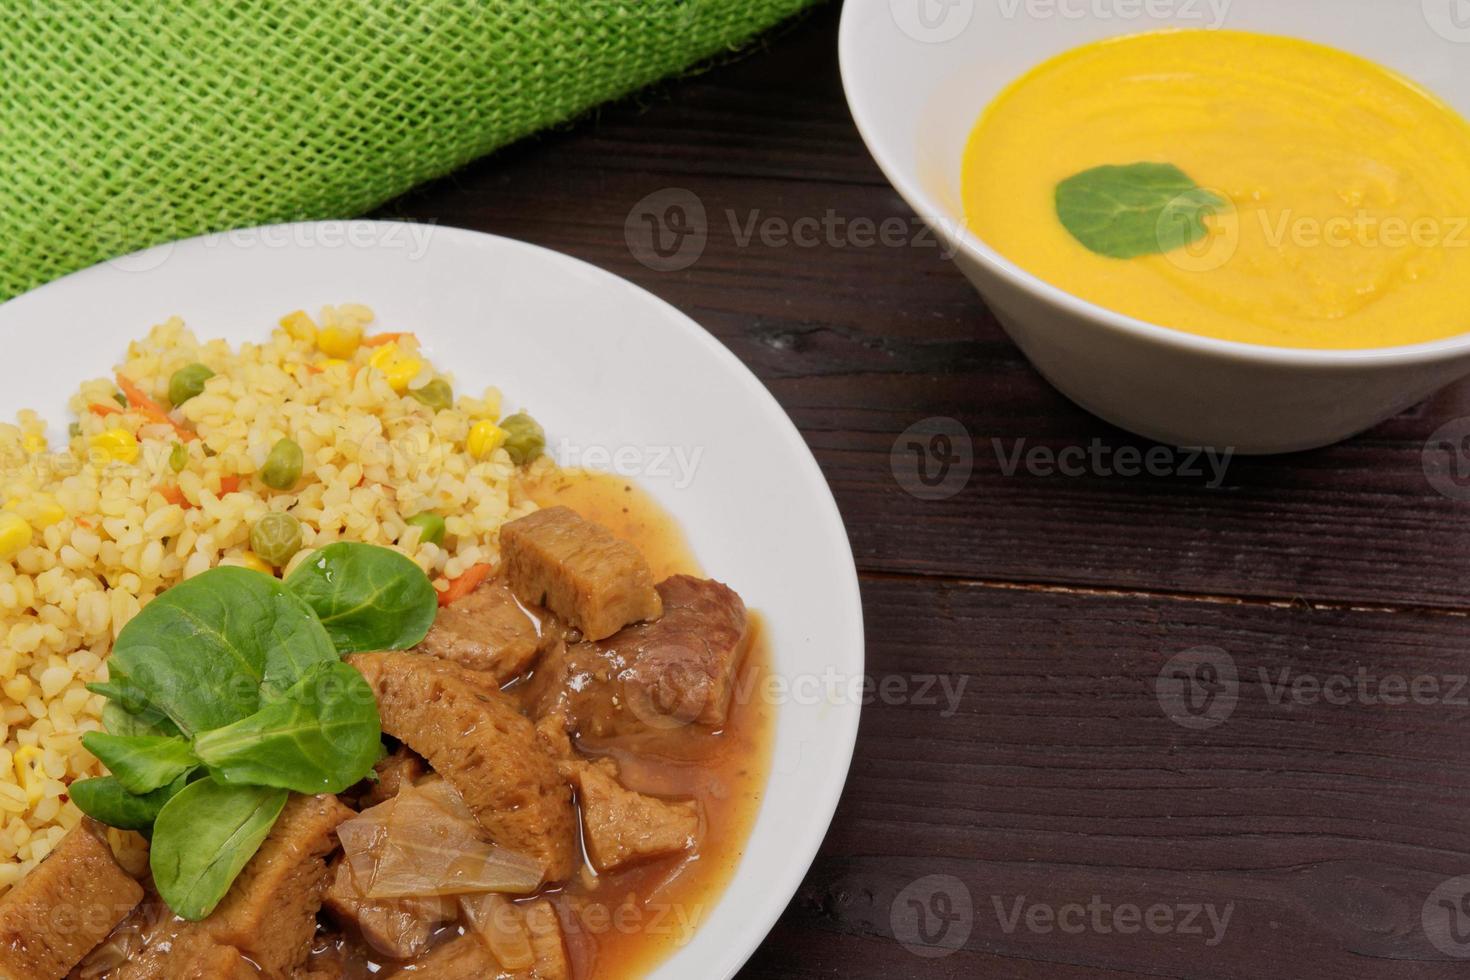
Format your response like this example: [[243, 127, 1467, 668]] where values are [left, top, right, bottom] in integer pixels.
[[337, 776, 542, 900], [460, 892, 536, 970]]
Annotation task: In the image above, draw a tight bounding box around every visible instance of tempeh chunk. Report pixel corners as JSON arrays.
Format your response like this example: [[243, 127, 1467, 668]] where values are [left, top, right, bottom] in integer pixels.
[[0, 819, 142, 980], [500, 507, 662, 641], [348, 652, 579, 882]]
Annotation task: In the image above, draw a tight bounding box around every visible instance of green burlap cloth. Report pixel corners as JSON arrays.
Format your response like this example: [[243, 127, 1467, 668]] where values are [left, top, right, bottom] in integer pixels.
[[0, 0, 818, 299]]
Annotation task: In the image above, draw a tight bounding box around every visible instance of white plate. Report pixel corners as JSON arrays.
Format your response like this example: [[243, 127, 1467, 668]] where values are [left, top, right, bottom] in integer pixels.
[[0, 221, 864, 979]]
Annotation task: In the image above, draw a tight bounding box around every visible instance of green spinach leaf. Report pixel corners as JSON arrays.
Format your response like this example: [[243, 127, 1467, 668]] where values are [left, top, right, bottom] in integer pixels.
[[81, 733, 199, 795], [285, 542, 437, 653], [1055, 163, 1227, 259], [110, 566, 338, 735], [192, 660, 381, 794], [71, 771, 192, 833], [102, 699, 181, 739], [150, 779, 288, 921]]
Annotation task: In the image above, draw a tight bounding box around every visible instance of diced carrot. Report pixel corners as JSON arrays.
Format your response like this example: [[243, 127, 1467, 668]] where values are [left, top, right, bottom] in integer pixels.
[[88, 403, 121, 417], [157, 485, 194, 509], [436, 563, 492, 607], [306, 364, 324, 375], [115, 373, 198, 442], [219, 475, 240, 495], [362, 332, 417, 348], [76, 517, 93, 529]]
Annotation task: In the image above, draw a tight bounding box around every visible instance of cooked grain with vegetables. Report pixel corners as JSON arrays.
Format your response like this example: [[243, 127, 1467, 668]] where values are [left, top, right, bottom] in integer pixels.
[[0, 305, 772, 979]]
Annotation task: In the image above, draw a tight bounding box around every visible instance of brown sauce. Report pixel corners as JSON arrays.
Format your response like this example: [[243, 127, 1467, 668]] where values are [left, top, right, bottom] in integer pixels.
[[333, 468, 775, 979]]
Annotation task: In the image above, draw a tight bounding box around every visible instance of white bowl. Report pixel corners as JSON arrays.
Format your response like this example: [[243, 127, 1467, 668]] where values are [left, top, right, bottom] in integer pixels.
[[0, 221, 865, 979], [841, 0, 1470, 453]]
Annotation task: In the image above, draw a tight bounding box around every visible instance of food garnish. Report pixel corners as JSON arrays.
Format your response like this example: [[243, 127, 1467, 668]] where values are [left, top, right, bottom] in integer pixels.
[[72, 542, 436, 921]]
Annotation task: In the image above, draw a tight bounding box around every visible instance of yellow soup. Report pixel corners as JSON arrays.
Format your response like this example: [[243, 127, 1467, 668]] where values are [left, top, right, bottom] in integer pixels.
[[962, 30, 1470, 349]]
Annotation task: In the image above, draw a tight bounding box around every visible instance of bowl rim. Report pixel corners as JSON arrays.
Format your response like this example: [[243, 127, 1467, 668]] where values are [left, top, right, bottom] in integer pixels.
[[836, 8, 1470, 369]]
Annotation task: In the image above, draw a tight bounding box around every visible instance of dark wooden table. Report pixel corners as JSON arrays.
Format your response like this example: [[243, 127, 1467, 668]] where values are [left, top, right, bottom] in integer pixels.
[[377, 5, 1470, 977]]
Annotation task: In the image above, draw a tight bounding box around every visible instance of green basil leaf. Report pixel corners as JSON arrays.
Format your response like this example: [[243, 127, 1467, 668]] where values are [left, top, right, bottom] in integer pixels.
[[192, 660, 382, 795], [71, 771, 192, 833], [102, 700, 181, 739], [1055, 162, 1227, 259], [150, 780, 288, 921], [285, 542, 437, 653], [110, 566, 339, 735], [82, 733, 199, 795]]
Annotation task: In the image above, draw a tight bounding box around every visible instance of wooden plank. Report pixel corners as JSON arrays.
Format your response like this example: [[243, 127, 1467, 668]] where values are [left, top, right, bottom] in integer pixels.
[[375, 5, 1470, 610], [739, 576, 1470, 978]]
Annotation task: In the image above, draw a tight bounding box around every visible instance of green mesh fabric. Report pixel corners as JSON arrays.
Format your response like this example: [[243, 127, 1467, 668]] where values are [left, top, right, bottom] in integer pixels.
[[0, 0, 818, 299]]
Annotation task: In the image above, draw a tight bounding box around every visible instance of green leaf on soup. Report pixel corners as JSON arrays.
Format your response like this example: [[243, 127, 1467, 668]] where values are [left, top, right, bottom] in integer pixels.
[[82, 733, 199, 795], [150, 779, 288, 921], [285, 542, 438, 654], [1055, 162, 1227, 259], [71, 771, 192, 834], [109, 566, 339, 735], [192, 660, 382, 795]]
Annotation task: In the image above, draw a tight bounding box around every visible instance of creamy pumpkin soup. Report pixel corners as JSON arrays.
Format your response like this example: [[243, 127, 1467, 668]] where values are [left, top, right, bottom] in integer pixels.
[[962, 30, 1470, 350]]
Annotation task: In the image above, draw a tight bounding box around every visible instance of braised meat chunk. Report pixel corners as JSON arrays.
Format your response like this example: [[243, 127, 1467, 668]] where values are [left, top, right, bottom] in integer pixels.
[[413, 899, 569, 980], [348, 652, 579, 882], [500, 507, 663, 641], [358, 746, 428, 809], [202, 793, 352, 975], [571, 761, 699, 874], [530, 576, 749, 737], [416, 575, 563, 683], [323, 856, 454, 961], [0, 819, 142, 980]]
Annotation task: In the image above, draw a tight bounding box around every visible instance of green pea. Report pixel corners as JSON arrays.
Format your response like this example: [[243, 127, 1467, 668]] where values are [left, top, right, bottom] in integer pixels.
[[168, 442, 188, 474], [500, 413, 546, 466], [409, 378, 454, 413], [250, 512, 303, 568], [168, 363, 215, 407], [261, 438, 304, 491], [405, 511, 446, 547], [68, 422, 81, 439], [113, 391, 128, 408]]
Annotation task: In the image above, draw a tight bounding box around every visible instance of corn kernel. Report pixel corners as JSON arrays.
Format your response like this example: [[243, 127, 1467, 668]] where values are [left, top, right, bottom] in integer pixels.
[[13, 746, 43, 804], [317, 323, 363, 359], [235, 552, 274, 576], [279, 310, 317, 343], [90, 428, 140, 465], [3, 676, 31, 702], [368, 343, 424, 394], [320, 358, 350, 372], [467, 420, 506, 460], [0, 514, 32, 561], [15, 494, 64, 529], [20, 432, 46, 454]]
